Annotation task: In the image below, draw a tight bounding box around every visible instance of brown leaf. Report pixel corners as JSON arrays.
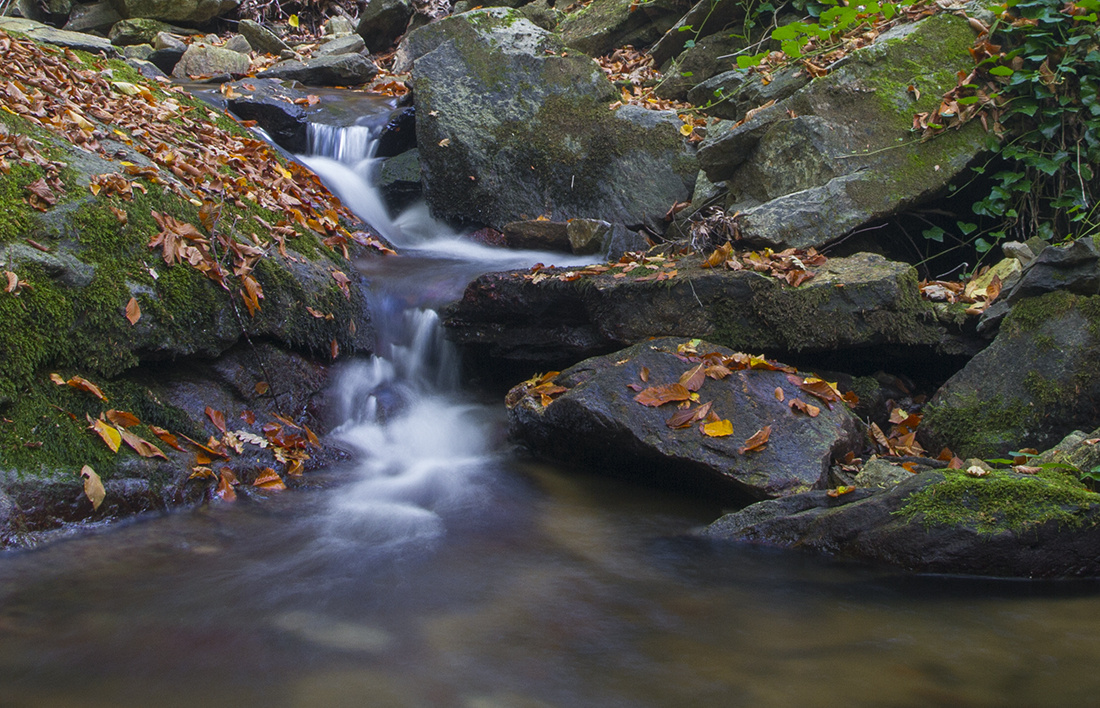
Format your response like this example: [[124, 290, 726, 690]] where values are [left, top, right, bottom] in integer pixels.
[[331, 270, 351, 300], [789, 398, 820, 417], [119, 427, 168, 459], [252, 467, 286, 491], [105, 409, 141, 428], [4, 271, 17, 293], [205, 406, 227, 434], [254, 381, 269, 396], [634, 383, 691, 407], [125, 296, 141, 325], [666, 401, 712, 429], [705, 364, 732, 380], [869, 422, 891, 450], [774, 387, 784, 402], [240, 273, 264, 317], [678, 363, 706, 392], [640, 366, 649, 383], [67, 376, 108, 401], [215, 469, 237, 501], [80, 465, 105, 511], [738, 425, 771, 454]]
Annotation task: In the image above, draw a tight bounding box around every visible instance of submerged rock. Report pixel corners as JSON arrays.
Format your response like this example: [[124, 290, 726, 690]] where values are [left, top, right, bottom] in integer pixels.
[[702, 468, 1100, 578], [508, 338, 862, 501], [408, 8, 696, 231]]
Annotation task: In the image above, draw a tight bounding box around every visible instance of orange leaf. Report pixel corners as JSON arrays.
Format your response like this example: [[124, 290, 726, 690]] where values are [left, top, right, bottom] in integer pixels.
[[125, 296, 141, 325], [634, 383, 691, 407], [739, 425, 771, 454], [701, 242, 733, 269], [205, 406, 227, 434], [254, 381, 269, 396], [789, 398, 820, 417], [826, 485, 855, 498], [105, 409, 141, 428], [215, 469, 237, 501], [702, 419, 733, 437], [149, 425, 185, 452], [774, 387, 784, 402], [331, 270, 351, 299], [188, 466, 216, 480], [252, 467, 286, 491], [331, 338, 339, 360], [241, 409, 256, 425], [66, 375, 108, 401]]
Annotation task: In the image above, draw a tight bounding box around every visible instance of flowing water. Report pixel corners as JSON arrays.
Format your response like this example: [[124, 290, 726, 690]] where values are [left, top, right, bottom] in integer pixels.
[[3, 100, 1100, 708]]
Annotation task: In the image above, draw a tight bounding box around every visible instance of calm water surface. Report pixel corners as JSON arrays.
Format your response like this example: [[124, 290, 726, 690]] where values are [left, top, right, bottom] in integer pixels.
[[2, 100, 1099, 708]]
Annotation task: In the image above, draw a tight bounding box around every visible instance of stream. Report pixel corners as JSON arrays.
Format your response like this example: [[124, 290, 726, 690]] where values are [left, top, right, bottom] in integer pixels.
[[2, 98, 1100, 708]]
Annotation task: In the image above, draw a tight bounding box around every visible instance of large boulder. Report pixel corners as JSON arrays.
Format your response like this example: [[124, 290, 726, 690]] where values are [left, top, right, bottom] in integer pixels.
[[257, 54, 379, 87], [0, 17, 117, 55], [443, 251, 977, 366], [108, 0, 238, 23], [648, 0, 747, 66], [508, 338, 863, 501], [238, 19, 291, 55], [356, 0, 414, 53], [697, 14, 988, 250], [558, 0, 691, 57], [171, 42, 250, 79], [409, 8, 697, 231], [702, 468, 1100, 578], [920, 289, 1100, 459]]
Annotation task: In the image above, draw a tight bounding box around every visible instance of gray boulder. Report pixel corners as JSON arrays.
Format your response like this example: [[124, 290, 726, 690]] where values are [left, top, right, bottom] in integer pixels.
[[410, 9, 696, 231], [702, 469, 1100, 578], [223, 78, 309, 152], [697, 14, 988, 250], [257, 54, 379, 86], [648, 0, 746, 66], [558, 0, 691, 57], [0, 17, 117, 55], [63, 1, 123, 32], [238, 19, 291, 55], [315, 34, 366, 57], [654, 32, 745, 102], [443, 251, 975, 366], [687, 65, 810, 122], [509, 338, 863, 501], [171, 43, 250, 79], [501, 220, 571, 251], [377, 149, 422, 214], [108, 0, 238, 23], [921, 289, 1100, 459], [357, 0, 414, 53], [109, 17, 169, 46]]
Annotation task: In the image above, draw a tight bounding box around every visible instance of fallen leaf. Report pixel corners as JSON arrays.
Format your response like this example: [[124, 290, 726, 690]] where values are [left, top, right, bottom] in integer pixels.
[[205, 406, 227, 434], [666, 401, 712, 429], [80, 465, 105, 510], [826, 485, 856, 498], [679, 363, 706, 392], [965, 465, 990, 477], [640, 366, 649, 383], [105, 409, 140, 428], [149, 425, 185, 451], [125, 296, 141, 325], [87, 415, 121, 453], [215, 468, 237, 501], [702, 419, 733, 437], [634, 383, 691, 407], [188, 466, 215, 480], [64, 375, 108, 401], [789, 398, 820, 417], [1014, 465, 1040, 475], [254, 381, 269, 395], [119, 428, 168, 459], [739, 425, 771, 454], [4, 271, 17, 293], [252, 467, 286, 491], [774, 387, 784, 402]]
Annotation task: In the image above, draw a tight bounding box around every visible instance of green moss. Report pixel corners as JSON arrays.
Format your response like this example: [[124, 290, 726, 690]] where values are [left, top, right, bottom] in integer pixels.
[[921, 392, 1031, 459], [1004, 289, 1078, 335], [898, 468, 1100, 533]]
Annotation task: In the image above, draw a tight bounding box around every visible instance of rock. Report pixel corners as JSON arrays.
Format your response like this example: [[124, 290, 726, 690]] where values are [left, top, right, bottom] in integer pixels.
[[148, 32, 186, 73], [508, 338, 863, 501], [224, 34, 251, 54], [853, 456, 914, 489], [154, 30, 186, 50], [377, 149, 422, 214], [0, 17, 117, 55], [223, 78, 309, 152], [375, 106, 416, 158], [123, 44, 154, 60], [920, 290, 1100, 458], [697, 14, 989, 250], [687, 65, 810, 122], [257, 54, 379, 87], [702, 469, 1100, 578], [315, 34, 366, 57], [171, 43, 250, 79], [567, 219, 611, 255], [653, 33, 745, 102], [110, 17, 169, 46], [443, 251, 971, 366], [558, 0, 691, 57], [357, 0, 414, 53], [648, 0, 746, 67], [1002, 240, 1036, 267], [238, 19, 291, 55], [108, 0, 239, 24], [63, 1, 123, 32], [1004, 238, 1100, 303], [518, 0, 561, 31], [323, 16, 356, 37], [0, 489, 15, 532], [502, 220, 571, 252], [410, 9, 696, 231]]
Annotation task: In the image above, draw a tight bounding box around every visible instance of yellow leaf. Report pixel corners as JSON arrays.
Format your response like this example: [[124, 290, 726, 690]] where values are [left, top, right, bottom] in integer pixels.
[[679, 122, 694, 136], [80, 465, 105, 511], [88, 415, 122, 453], [702, 419, 733, 437], [289, 13, 300, 28]]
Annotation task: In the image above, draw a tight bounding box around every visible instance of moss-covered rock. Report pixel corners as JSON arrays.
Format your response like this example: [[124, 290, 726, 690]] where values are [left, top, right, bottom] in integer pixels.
[[558, 0, 691, 57], [920, 290, 1100, 458], [408, 8, 697, 233], [697, 13, 989, 250]]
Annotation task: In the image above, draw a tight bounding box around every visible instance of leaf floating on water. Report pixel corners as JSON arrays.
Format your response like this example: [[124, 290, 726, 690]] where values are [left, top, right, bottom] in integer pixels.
[[125, 296, 141, 325], [87, 415, 121, 453], [205, 406, 227, 434], [702, 419, 733, 437], [80, 465, 105, 511], [739, 425, 771, 454], [634, 383, 691, 407]]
